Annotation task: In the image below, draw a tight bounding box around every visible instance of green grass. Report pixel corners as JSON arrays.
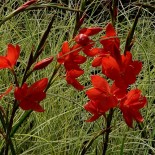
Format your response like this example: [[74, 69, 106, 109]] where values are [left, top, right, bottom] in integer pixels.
[[0, 0, 155, 154]]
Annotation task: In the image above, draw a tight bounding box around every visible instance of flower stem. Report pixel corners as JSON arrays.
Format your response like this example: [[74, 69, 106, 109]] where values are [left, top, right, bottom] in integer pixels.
[[4, 101, 18, 155], [81, 127, 112, 155], [102, 108, 114, 155], [45, 63, 61, 92]]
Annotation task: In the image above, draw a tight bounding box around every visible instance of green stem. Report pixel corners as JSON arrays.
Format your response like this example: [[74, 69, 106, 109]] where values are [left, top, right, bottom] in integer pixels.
[[73, 0, 86, 37], [10, 69, 19, 87], [134, 2, 155, 11], [4, 101, 18, 155], [22, 15, 55, 85], [33, 15, 55, 61], [10, 110, 32, 137], [45, 63, 61, 92], [81, 127, 112, 155], [119, 131, 127, 155], [0, 4, 82, 27], [27, 4, 83, 13], [124, 7, 142, 54], [0, 111, 6, 131], [102, 109, 114, 155]]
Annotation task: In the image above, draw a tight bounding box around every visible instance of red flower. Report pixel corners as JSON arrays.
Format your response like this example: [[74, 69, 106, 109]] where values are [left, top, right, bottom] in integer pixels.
[[97, 52, 142, 89], [74, 27, 102, 56], [84, 75, 120, 122], [33, 57, 53, 70], [100, 23, 120, 56], [57, 41, 86, 90], [92, 23, 122, 71], [79, 27, 103, 36], [119, 89, 147, 128], [66, 70, 84, 90], [14, 78, 48, 112], [84, 100, 103, 122], [57, 41, 86, 68], [115, 52, 142, 88], [92, 48, 108, 67], [0, 44, 20, 70]]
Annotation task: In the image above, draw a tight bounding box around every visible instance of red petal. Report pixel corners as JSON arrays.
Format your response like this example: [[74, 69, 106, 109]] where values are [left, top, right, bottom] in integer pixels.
[[91, 75, 110, 92], [66, 76, 84, 90], [6, 44, 20, 68], [119, 89, 147, 128], [14, 83, 28, 101], [105, 23, 116, 36], [0, 56, 9, 69], [67, 69, 84, 78], [92, 57, 102, 67], [19, 100, 44, 112], [122, 109, 133, 128], [86, 88, 106, 101], [102, 56, 120, 80], [70, 44, 82, 54], [73, 55, 86, 64], [132, 61, 142, 75], [131, 109, 144, 122], [81, 27, 103, 36], [33, 57, 53, 70], [84, 101, 97, 114], [62, 41, 70, 54], [57, 52, 65, 64], [111, 82, 127, 99], [122, 52, 132, 68], [74, 34, 90, 46], [125, 89, 147, 109], [85, 48, 99, 57], [124, 65, 136, 85], [84, 101, 102, 122], [29, 78, 48, 94], [85, 114, 100, 122], [82, 42, 95, 56]]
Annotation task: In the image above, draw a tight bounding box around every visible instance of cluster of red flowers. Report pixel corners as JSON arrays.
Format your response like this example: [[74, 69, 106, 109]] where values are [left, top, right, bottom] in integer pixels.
[[0, 44, 53, 112], [57, 27, 102, 90], [0, 22, 147, 127], [57, 23, 147, 128]]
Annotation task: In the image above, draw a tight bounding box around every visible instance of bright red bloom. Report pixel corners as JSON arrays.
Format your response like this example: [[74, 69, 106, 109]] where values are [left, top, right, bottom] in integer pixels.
[[75, 27, 102, 46], [79, 27, 103, 36], [65, 68, 84, 90], [33, 56, 53, 70], [100, 23, 120, 56], [75, 34, 91, 46], [57, 41, 86, 90], [74, 27, 102, 56], [115, 52, 142, 88], [95, 52, 142, 89], [57, 41, 86, 68], [0, 44, 20, 70], [92, 48, 108, 67], [66, 70, 84, 90], [92, 24, 122, 72], [119, 89, 147, 128], [84, 75, 121, 122], [14, 78, 48, 112]]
